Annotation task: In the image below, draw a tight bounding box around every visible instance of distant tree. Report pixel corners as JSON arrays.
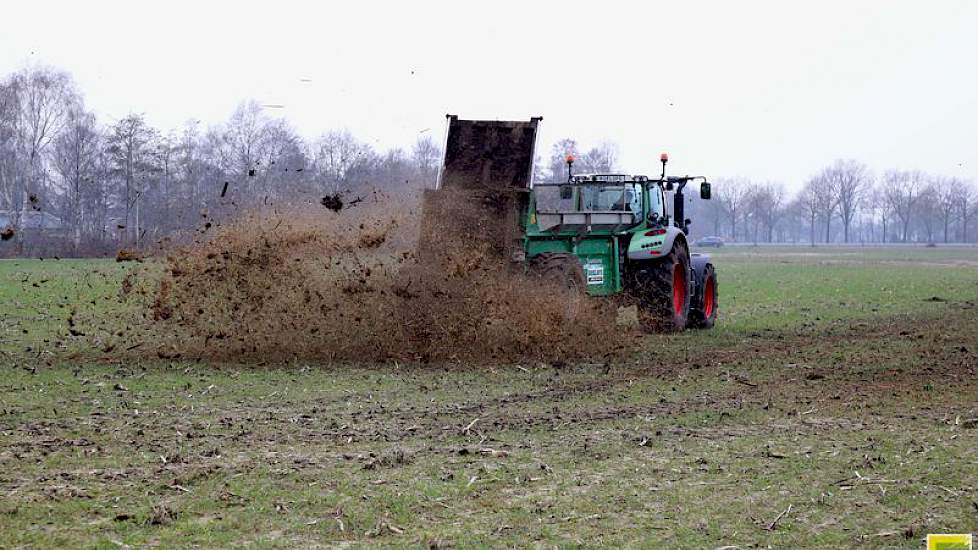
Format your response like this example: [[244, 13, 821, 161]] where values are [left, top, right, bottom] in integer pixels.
[[714, 178, 747, 241], [780, 198, 806, 243], [312, 129, 373, 193], [883, 170, 925, 242], [105, 113, 159, 245], [0, 79, 20, 212], [809, 169, 839, 243], [751, 182, 785, 242], [411, 135, 440, 185], [260, 118, 307, 197], [376, 147, 412, 188], [174, 120, 206, 213], [868, 184, 890, 243], [51, 108, 100, 249], [578, 141, 619, 173], [957, 180, 977, 243], [934, 177, 964, 243], [14, 67, 79, 206], [218, 101, 269, 180], [547, 139, 579, 182], [823, 159, 871, 243], [742, 183, 763, 244], [917, 183, 940, 244], [144, 132, 177, 234], [0, 66, 80, 248], [798, 178, 820, 246]]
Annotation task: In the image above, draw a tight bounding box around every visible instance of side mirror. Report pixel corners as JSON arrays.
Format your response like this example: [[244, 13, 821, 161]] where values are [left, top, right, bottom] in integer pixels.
[[665, 181, 674, 191], [700, 182, 712, 200], [559, 185, 573, 200]]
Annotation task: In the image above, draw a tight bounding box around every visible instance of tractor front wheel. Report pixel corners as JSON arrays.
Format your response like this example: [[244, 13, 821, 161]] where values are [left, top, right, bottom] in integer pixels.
[[627, 241, 692, 332]]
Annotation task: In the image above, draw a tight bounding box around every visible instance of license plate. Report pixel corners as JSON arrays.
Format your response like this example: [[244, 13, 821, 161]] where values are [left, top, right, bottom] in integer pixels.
[[585, 262, 604, 285]]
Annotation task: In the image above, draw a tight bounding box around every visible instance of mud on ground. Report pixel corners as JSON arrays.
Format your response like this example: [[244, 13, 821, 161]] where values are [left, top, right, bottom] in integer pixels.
[[2, 307, 976, 547]]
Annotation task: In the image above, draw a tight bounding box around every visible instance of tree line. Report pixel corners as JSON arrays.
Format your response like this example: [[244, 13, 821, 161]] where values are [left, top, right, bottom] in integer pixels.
[[2, 65, 975, 256], [0, 66, 441, 256], [694, 161, 977, 245]]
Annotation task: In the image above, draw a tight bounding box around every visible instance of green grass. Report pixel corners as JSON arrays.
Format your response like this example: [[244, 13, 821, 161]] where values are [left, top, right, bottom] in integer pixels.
[[2, 246, 978, 548]]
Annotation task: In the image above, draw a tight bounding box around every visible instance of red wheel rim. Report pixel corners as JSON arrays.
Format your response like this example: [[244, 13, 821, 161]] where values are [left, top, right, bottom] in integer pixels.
[[672, 264, 686, 315], [703, 276, 715, 318]]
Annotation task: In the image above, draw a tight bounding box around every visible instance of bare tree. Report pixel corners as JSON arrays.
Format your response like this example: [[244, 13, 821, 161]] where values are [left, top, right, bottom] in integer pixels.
[[798, 178, 820, 246], [957, 181, 977, 243], [750, 182, 785, 242], [51, 108, 100, 249], [376, 147, 412, 188], [824, 159, 870, 243], [105, 113, 159, 245], [883, 170, 925, 242], [917, 183, 940, 244], [807, 169, 839, 243], [933, 177, 964, 243], [312, 129, 373, 193], [578, 141, 619, 173], [0, 79, 19, 212], [217, 101, 272, 181], [411, 135, 440, 185], [14, 67, 78, 208], [714, 178, 747, 241], [259, 118, 307, 197], [547, 139, 579, 182], [868, 184, 890, 243], [174, 121, 205, 213]]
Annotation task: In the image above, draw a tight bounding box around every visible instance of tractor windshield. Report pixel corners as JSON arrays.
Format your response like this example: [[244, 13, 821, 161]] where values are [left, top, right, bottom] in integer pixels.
[[581, 184, 642, 216]]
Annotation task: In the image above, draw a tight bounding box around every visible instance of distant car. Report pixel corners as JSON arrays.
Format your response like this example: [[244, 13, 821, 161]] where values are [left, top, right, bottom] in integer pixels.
[[695, 236, 725, 248]]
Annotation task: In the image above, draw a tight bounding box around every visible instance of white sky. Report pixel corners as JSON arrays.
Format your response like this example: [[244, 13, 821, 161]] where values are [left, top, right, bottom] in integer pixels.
[[2, 0, 977, 189]]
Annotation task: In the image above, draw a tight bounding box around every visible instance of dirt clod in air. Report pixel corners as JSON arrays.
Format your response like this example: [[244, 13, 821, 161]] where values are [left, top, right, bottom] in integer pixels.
[[320, 194, 344, 212], [115, 192, 636, 364], [116, 249, 143, 262]]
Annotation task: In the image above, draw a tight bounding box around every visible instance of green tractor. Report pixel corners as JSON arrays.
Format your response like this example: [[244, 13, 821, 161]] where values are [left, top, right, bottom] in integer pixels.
[[423, 115, 718, 331]]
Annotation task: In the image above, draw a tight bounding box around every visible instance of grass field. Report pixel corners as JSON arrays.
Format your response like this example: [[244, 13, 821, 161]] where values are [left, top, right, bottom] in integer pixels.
[[2, 246, 977, 548]]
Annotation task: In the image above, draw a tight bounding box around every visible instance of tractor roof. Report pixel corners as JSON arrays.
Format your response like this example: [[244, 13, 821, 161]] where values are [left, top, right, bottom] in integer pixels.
[[569, 174, 651, 184]]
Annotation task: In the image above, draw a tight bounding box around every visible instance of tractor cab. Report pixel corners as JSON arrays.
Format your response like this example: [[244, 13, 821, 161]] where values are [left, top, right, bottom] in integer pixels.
[[529, 174, 668, 234]]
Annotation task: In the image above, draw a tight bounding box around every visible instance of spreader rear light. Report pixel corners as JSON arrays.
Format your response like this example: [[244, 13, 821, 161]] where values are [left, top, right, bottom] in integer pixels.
[[645, 229, 667, 236]]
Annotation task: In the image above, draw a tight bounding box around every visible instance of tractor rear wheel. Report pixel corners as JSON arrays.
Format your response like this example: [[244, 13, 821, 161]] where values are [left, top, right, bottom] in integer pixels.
[[528, 253, 585, 291], [689, 263, 717, 329], [628, 240, 692, 332]]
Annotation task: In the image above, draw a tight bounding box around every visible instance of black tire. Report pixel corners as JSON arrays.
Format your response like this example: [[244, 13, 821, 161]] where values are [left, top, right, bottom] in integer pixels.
[[627, 240, 691, 332], [528, 252, 586, 291], [689, 263, 718, 329]]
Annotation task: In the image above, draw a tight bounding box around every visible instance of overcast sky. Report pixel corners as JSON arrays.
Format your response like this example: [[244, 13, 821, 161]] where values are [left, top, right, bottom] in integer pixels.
[[2, 1, 976, 189]]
